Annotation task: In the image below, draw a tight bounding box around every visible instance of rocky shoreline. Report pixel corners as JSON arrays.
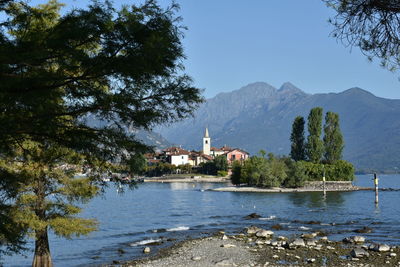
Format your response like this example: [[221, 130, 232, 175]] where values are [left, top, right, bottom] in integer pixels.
[[115, 226, 399, 267]]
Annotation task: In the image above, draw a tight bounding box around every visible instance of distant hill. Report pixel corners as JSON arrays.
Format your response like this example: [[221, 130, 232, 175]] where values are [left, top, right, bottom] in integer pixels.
[[157, 82, 400, 172], [85, 115, 171, 151]]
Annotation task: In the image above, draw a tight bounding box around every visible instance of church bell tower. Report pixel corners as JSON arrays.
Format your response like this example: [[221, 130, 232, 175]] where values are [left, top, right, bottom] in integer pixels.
[[203, 127, 211, 155]]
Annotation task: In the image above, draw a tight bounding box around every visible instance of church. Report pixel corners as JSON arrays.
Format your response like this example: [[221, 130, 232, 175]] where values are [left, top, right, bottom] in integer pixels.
[[199, 127, 249, 165], [147, 128, 249, 167]]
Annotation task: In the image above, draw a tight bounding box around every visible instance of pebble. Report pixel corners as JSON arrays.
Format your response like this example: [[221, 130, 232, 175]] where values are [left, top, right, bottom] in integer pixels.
[[222, 235, 229, 240], [192, 256, 201, 261], [390, 253, 397, 257], [215, 259, 237, 266], [307, 258, 316, 263], [272, 255, 279, 259], [327, 246, 335, 250], [143, 247, 151, 253]]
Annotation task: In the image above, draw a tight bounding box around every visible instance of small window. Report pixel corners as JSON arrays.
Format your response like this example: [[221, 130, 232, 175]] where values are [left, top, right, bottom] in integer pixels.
[[182, 156, 184, 159], [205, 140, 208, 144]]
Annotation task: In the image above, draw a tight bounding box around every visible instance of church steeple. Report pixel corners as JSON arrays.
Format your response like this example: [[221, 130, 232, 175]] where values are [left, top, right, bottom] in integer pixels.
[[204, 127, 209, 138], [203, 127, 211, 155]]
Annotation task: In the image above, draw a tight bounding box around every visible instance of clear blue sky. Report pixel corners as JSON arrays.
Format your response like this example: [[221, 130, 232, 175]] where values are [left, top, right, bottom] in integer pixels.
[[28, 0, 400, 99]]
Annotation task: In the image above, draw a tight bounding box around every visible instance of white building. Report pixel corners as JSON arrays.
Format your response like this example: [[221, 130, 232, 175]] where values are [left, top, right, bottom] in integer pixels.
[[163, 147, 190, 166], [203, 127, 211, 155]]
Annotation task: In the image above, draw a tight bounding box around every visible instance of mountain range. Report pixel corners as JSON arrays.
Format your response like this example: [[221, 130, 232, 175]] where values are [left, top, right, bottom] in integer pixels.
[[156, 82, 400, 172]]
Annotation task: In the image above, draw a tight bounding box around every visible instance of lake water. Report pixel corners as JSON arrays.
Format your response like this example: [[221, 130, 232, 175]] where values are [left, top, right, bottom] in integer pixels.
[[3, 174, 400, 266]]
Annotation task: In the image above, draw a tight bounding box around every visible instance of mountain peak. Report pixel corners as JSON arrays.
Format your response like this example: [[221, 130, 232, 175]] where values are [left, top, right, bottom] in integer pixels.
[[341, 87, 375, 97], [278, 82, 306, 95]]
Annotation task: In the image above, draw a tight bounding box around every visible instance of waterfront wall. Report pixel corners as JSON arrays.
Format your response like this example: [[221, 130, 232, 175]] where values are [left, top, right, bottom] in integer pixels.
[[303, 181, 354, 190]]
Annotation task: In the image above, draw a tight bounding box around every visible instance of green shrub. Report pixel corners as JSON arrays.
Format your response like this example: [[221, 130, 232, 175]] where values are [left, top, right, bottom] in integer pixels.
[[302, 160, 354, 181], [283, 160, 307, 188], [217, 170, 228, 177], [230, 161, 242, 185]]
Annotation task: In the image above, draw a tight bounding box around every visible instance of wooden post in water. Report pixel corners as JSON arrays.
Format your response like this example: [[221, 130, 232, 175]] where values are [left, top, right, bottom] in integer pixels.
[[374, 173, 379, 204], [323, 168, 326, 196]]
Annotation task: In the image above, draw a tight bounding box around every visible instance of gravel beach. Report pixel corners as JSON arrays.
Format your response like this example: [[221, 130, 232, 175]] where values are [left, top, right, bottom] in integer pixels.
[[119, 228, 400, 267]]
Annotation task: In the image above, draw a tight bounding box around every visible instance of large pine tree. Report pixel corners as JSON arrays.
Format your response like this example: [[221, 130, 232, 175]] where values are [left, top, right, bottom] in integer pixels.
[[323, 111, 344, 163], [0, 0, 202, 265], [306, 107, 324, 163], [290, 116, 306, 161]]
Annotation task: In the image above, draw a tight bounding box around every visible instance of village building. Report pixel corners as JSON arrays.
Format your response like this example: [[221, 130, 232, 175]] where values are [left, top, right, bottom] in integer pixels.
[[146, 127, 249, 167], [163, 147, 190, 166], [188, 151, 213, 166], [225, 148, 249, 164]]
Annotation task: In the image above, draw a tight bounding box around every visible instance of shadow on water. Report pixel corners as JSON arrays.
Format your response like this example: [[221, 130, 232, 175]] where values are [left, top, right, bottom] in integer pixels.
[[288, 191, 345, 208]]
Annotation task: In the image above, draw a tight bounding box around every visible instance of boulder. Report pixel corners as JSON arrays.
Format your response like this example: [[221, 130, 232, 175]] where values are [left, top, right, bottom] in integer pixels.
[[291, 238, 306, 247], [353, 236, 366, 243], [351, 248, 370, 258], [302, 233, 317, 239], [306, 240, 317, 246], [371, 244, 391, 252], [256, 229, 274, 238], [354, 227, 372, 233], [244, 213, 262, 220], [246, 226, 262, 235]]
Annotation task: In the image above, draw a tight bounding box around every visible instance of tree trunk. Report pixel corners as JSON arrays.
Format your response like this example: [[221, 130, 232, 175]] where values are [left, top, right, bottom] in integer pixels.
[[32, 227, 53, 267]]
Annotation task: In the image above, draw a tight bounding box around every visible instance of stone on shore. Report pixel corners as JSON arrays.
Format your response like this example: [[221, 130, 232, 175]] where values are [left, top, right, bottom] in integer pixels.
[[343, 236, 365, 244], [371, 244, 391, 252], [143, 247, 151, 253], [246, 226, 262, 235], [290, 238, 306, 247], [351, 248, 370, 258], [255, 230, 274, 238]]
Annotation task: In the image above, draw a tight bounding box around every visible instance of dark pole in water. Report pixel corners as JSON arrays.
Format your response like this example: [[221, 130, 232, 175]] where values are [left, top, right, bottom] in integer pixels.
[[323, 167, 326, 196], [374, 173, 379, 204]]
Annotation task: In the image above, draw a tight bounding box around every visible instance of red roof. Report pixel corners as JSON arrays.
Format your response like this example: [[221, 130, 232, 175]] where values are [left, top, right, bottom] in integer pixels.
[[221, 145, 233, 151], [211, 147, 223, 151], [163, 147, 190, 155]]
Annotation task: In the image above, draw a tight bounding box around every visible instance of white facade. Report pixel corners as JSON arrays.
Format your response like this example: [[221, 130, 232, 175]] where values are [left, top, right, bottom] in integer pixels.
[[203, 127, 211, 155], [170, 154, 189, 166]]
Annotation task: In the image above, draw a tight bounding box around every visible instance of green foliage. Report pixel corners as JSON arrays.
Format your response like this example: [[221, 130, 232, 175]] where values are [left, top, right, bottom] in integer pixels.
[[306, 107, 324, 163], [324, 0, 400, 72], [0, 0, 202, 261], [127, 154, 147, 175], [323, 112, 344, 164], [198, 155, 228, 175], [230, 161, 243, 185], [217, 170, 228, 177], [145, 162, 176, 176], [178, 164, 192, 174], [198, 161, 217, 175], [214, 155, 228, 172], [301, 160, 354, 181], [230, 152, 354, 188], [283, 160, 308, 188], [290, 116, 306, 161]]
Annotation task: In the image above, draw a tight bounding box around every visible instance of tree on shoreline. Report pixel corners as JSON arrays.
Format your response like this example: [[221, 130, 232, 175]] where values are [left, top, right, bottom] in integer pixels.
[[290, 116, 306, 161], [324, 0, 400, 72], [323, 111, 344, 164], [0, 0, 202, 265], [306, 107, 324, 163]]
